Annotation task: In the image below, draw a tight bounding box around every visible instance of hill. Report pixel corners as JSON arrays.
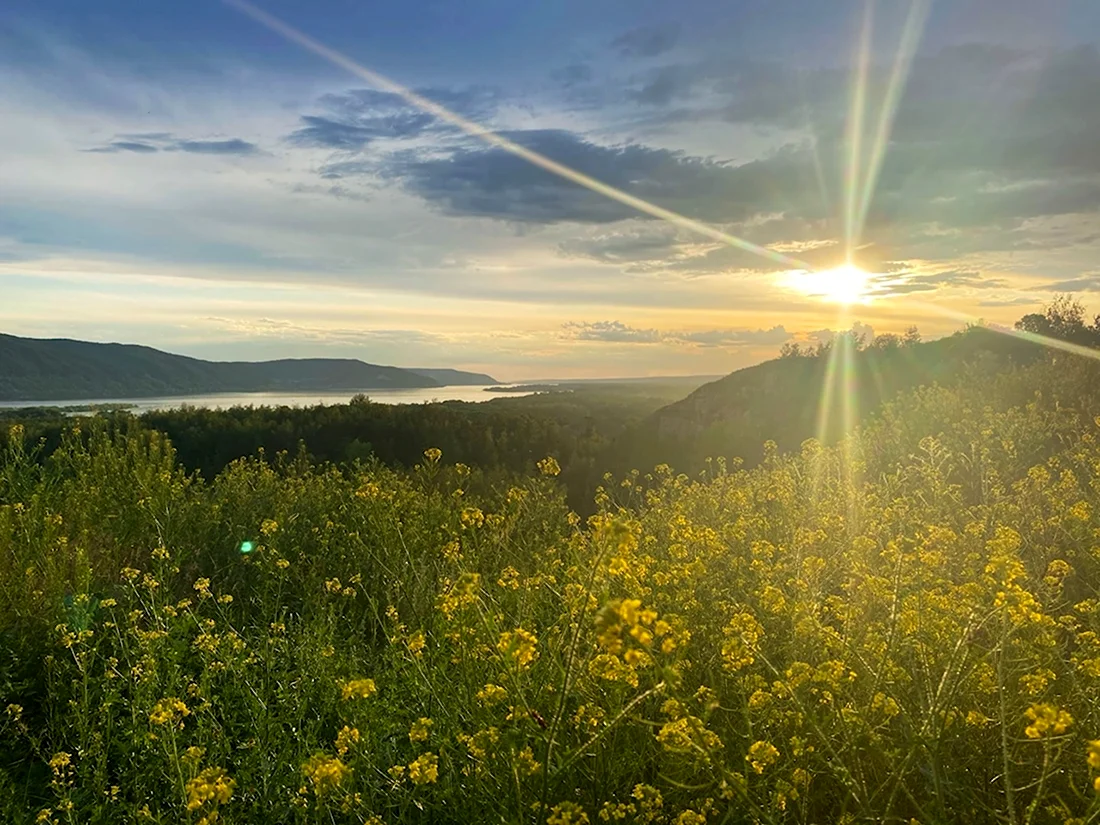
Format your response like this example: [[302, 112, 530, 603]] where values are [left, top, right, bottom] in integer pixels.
[[408, 368, 498, 386], [0, 334, 496, 402], [615, 324, 1050, 473]]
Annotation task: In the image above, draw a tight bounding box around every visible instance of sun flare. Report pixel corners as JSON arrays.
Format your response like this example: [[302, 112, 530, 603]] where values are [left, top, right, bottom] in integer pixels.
[[783, 263, 873, 305]]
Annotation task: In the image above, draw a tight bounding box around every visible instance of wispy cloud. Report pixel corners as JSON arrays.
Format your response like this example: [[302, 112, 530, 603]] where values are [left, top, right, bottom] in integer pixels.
[[85, 134, 260, 155], [563, 320, 792, 348]]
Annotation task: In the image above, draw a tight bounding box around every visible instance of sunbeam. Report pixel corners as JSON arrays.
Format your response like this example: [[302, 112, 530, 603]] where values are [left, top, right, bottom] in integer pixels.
[[904, 300, 1100, 363], [223, 0, 812, 273], [843, 1, 874, 256], [854, 0, 931, 242]]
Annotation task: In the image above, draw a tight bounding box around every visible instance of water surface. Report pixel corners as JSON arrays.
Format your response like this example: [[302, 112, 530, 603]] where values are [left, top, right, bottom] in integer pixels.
[[0, 386, 532, 413]]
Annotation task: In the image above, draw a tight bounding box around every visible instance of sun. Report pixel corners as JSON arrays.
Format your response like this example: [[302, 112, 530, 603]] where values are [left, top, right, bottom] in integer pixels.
[[782, 263, 873, 305]]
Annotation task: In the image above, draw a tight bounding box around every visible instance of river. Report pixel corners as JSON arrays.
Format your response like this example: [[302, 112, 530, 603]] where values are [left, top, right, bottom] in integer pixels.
[[0, 385, 535, 413]]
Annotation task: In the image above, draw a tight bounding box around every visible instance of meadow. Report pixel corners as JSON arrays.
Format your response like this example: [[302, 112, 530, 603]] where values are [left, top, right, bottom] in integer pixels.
[[2, 350, 1100, 824]]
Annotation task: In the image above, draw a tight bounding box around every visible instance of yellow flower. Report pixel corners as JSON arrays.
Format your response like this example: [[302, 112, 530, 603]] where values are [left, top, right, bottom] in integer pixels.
[[260, 518, 279, 536], [340, 678, 377, 701], [537, 456, 561, 476], [458, 727, 499, 761], [408, 630, 427, 659], [497, 628, 538, 668], [461, 507, 485, 529], [149, 698, 190, 727], [657, 716, 722, 758], [424, 447, 443, 463], [336, 726, 360, 755], [408, 752, 438, 785], [476, 683, 507, 705], [746, 740, 780, 774], [1088, 740, 1100, 770], [674, 812, 706, 825], [497, 566, 521, 590], [48, 752, 72, 776], [185, 767, 235, 811], [721, 612, 763, 673], [632, 785, 663, 822], [409, 717, 433, 743], [1024, 704, 1073, 738], [515, 746, 541, 776], [547, 801, 589, 825], [302, 754, 350, 796]]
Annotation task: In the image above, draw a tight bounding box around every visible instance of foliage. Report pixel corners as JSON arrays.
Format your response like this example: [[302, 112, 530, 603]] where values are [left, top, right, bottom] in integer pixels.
[[4, 349, 1100, 823], [1015, 296, 1100, 349]]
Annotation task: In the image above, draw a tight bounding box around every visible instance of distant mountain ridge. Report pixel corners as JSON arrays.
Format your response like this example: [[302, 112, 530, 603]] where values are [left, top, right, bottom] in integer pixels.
[[408, 368, 498, 386], [0, 333, 498, 402]]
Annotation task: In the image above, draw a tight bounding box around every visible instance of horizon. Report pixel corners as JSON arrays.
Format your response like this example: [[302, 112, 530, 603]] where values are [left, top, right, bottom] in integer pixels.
[[3, 0, 1100, 381]]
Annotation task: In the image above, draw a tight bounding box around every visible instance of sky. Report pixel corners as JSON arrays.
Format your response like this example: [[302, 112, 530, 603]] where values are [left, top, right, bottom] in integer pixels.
[[2, 0, 1100, 380]]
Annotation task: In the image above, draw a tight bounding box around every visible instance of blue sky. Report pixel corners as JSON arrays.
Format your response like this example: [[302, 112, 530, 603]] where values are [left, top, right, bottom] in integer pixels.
[[3, 0, 1099, 379]]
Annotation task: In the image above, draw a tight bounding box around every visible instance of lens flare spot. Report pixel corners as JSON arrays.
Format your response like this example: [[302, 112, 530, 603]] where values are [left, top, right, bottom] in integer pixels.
[[239, 541, 256, 555], [783, 264, 873, 305]]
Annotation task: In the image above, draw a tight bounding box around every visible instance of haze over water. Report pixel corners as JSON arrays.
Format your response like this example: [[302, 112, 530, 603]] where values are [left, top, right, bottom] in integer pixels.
[[0, 386, 532, 413]]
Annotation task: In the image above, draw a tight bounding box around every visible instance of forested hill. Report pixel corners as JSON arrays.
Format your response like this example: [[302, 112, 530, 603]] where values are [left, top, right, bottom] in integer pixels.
[[408, 368, 498, 386], [0, 333, 496, 401], [613, 324, 1052, 473]]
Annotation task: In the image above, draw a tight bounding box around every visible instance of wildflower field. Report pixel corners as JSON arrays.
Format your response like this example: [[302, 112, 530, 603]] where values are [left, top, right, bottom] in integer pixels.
[[3, 357, 1100, 824]]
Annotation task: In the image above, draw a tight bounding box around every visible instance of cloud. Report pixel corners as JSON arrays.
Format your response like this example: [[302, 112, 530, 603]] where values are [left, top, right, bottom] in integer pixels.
[[807, 322, 875, 344], [564, 320, 662, 343], [677, 326, 791, 347], [287, 44, 1100, 277], [85, 134, 259, 156], [1032, 273, 1100, 292], [288, 86, 499, 151], [170, 139, 258, 155], [612, 24, 681, 58], [874, 269, 1009, 295], [557, 224, 710, 265], [562, 320, 792, 347], [86, 141, 159, 154], [379, 128, 817, 225]]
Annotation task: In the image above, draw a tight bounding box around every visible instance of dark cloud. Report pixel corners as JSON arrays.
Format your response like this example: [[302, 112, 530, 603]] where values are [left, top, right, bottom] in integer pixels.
[[558, 226, 688, 263], [85, 134, 258, 156], [612, 24, 681, 58], [171, 139, 258, 155], [86, 141, 159, 154], [290, 113, 435, 150], [563, 321, 792, 347], [380, 128, 821, 225], [288, 86, 499, 151]]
